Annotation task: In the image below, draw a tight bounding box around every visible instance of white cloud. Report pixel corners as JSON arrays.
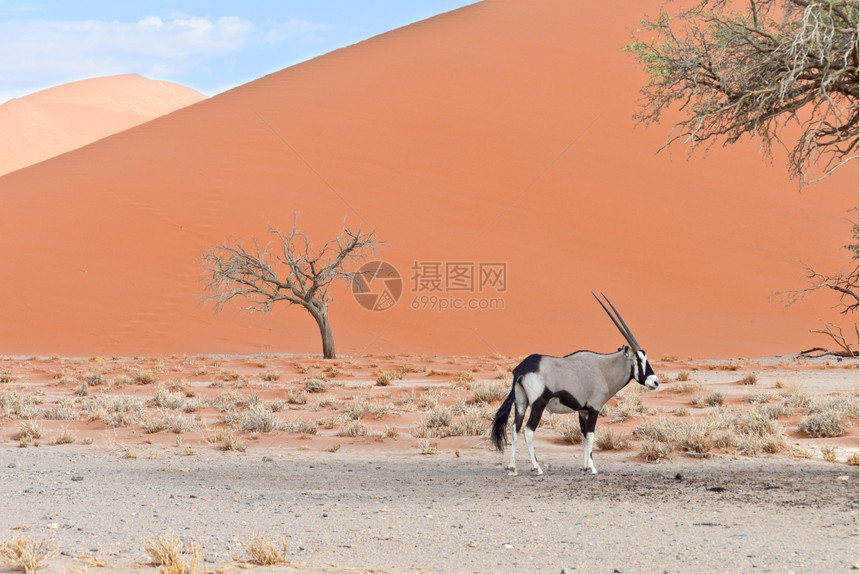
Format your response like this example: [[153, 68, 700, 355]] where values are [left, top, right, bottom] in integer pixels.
[[0, 14, 254, 92], [263, 18, 329, 45]]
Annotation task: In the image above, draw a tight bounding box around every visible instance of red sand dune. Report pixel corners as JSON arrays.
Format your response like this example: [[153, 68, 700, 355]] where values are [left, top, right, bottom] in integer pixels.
[[0, 74, 206, 176], [0, 0, 855, 359]]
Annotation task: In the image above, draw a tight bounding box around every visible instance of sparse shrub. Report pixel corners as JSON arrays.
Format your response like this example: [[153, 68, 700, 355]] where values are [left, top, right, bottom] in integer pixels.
[[86, 372, 105, 386], [345, 397, 370, 420], [742, 373, 758, 385], [641, 438, 671, 462], [0, 535, 57, 573], [821, 444, 838, 462], [783, 391, 812, 410], [283, 419, 317, 435], [133, 370, 157, 385], [213, 431, 246, 452], [675, 422, 712, 455], [261, 370, 280, 382], [152, 389, 186, 410], [634, 418, 677, 444], [419, 391, 442, 410], [706, 392, 725, 407], [740, 410, 782, 437], [376, 372, 392, 386], [18, 420, 43, 441], [798, 411, 848, 438], [384, 425, 399, 439], [848, 452, 859, 466], [243, 533, 290, 566], [447, 405, 488, 437], [808, 395, 858, 419], [713, 429, 737, 450], [676, 371, 690, 382], [304, 378, 328, 393], [670, 380, 703, 394], [613, 389, 650, 421], [736, 433, 788, 456], [285, 388, 307, 405], [75, 383, 89, 397], [52, 428, 75, 445], [742, 392, 772, 405], [337, 417, 368, 437], [469, 380, 508, 404], [239, 403, 282, 433], [458, 371, 475, 383], [595, 428, 629, 450], [418, 438, 438, 455], [425, 405, 453, 430]]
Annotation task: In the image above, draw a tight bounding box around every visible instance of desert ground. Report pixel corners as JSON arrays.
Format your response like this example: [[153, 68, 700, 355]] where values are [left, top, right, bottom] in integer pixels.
[[0, 352, 857, 573]]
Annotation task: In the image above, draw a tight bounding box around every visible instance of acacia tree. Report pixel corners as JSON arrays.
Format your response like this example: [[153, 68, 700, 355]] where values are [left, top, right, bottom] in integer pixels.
[[626, 0, 858, 184], [627, 0, 858, 355], [203, 217, 376, 359]]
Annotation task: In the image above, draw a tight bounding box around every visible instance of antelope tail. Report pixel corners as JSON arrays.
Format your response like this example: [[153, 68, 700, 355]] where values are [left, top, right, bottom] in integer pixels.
[[491, 376, 518, 452]]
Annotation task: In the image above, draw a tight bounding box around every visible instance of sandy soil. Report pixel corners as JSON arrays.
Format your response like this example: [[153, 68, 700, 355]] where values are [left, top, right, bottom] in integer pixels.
[[0, 354, 857, 573]]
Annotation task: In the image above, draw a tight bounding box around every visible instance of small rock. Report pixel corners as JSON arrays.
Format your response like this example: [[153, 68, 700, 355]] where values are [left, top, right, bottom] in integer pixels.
[[48, 523, 59, 530], [262, 456, 272, 462], [322, 513, 329, 518], [468, 541, 478, 548], [503, 543, 513, 549], [71, 475, 83, 481], [203, 556, 217, 563], [7, 463, 15, 468], [837, 475, 849, 481]]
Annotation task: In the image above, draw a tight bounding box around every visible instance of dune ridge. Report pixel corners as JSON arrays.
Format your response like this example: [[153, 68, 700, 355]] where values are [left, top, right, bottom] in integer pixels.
[[0, 74, 206, 176], [0, 0, 854, 359]]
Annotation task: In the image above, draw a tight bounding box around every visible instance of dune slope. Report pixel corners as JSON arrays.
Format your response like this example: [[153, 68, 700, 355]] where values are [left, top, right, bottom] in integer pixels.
[[0, 0, 854, 358]]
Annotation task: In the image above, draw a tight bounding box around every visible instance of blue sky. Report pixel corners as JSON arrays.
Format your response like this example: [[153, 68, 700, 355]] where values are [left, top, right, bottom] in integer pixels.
[[0, 1, 477, 103]]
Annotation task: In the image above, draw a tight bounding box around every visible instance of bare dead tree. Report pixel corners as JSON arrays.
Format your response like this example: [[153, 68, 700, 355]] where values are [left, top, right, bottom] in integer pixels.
[[202, 217, 376, 359], [778, 213, 858, 357], [625, 0, 858, 186]]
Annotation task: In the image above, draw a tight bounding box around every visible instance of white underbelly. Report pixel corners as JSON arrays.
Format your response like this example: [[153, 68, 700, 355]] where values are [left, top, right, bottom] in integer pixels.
[[546, 398, 576, 414]]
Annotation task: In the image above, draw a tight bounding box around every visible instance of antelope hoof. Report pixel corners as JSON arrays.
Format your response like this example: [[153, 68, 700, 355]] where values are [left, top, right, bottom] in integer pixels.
[[507, 468, 518, 476], [532, 467, 543, 476]]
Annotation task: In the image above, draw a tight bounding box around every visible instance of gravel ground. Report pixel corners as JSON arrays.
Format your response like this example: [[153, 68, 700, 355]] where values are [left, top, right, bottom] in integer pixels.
[[1, 444, 857, 573]]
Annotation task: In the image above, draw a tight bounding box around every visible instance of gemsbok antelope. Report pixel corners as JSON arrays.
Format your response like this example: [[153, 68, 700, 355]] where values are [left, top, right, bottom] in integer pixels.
[[491, 293, 659, 475]]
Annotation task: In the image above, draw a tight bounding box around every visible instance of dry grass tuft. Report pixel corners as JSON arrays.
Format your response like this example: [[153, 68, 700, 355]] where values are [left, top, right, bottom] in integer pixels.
[[243, 533, 290, 566], [418, 438, 438, 455], [144, 531, 201, 574], [0, 536, 57, 573]]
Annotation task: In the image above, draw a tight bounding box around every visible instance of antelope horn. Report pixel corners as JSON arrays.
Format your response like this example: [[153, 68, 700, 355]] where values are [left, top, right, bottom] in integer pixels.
[[592, 292, 642, 352]]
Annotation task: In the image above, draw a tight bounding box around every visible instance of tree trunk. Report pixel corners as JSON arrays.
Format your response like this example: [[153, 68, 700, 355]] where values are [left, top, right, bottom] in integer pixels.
[[309, 306, 336, 359]]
